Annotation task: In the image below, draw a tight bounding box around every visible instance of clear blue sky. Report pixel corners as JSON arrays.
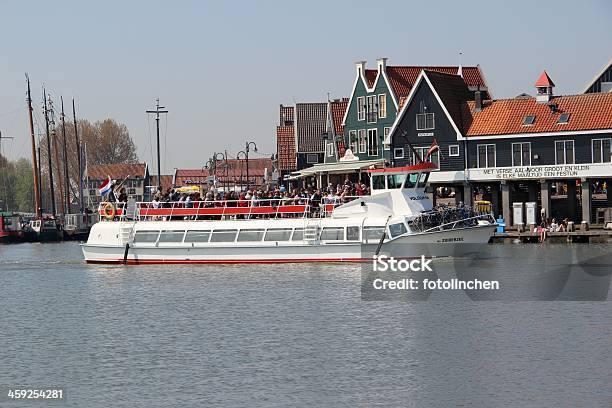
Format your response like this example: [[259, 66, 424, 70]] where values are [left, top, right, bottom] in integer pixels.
[[1, 0, 610, 172]]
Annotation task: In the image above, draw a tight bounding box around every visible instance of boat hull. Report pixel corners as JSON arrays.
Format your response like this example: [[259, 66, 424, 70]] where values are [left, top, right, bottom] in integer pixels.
[[82, 224, 495, 264]]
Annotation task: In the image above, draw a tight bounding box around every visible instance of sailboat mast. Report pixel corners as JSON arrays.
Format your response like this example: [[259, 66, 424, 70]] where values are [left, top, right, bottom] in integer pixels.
[[43, 87, 56, 216], [49, 99, 65, 216], [60, 97, 70, 213], [72, 99, 84, 212], [26, 74, 42, 218]]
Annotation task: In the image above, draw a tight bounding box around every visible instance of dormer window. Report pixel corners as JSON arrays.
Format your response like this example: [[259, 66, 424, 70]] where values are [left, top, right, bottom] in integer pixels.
[[522, 115, 535, 126], [557, 113, 570, 124]]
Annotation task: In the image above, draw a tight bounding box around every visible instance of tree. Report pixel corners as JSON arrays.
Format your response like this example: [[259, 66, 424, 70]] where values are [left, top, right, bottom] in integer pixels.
[[0, 155, 34, 212], [37, 118, 139, 212]]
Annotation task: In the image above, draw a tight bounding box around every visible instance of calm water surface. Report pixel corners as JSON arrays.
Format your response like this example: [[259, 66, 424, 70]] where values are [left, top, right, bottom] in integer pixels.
[[0, 242, 610, 407]]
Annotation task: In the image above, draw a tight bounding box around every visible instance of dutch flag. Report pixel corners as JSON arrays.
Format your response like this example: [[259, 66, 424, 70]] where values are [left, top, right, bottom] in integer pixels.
[[99, 176, 113, 196]]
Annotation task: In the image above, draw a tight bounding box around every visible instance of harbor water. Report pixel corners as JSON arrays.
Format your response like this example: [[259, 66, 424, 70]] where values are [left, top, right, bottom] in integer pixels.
[[0, 242, 610, 407]]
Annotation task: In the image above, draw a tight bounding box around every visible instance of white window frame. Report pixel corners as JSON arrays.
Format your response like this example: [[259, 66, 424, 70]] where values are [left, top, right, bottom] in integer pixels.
[[416, 113, 435, 130], [383, 127, 391, 150], [357, 96, 365, 121], [394, 147, 404, 159], [476, 144, 496, 168], [449, 144, 460, 157], [511, 142, 531, 167], [554, 140, 575, 165], [326, 142, 335, 157], [306, 153, 319, 164], [358, 129, 367, 154], [366, 95, 377, 124], [412, 147, 439, 169], [348, 130, 357, 152], [592, 138, 612, 163], [378, 94, 387, 118], [367, 128, 378, 156]]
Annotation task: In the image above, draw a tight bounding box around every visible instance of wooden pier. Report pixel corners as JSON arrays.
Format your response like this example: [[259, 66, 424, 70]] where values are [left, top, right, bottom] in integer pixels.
[[492, 228, 612, 244]]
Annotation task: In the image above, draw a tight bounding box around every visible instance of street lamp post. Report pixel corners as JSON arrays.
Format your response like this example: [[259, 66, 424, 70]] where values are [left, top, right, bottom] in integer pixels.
[[245, 141, 258, 191], [204, 158, 216, 191], [236, 150, 247, 191], [213, 152, 228, 192]]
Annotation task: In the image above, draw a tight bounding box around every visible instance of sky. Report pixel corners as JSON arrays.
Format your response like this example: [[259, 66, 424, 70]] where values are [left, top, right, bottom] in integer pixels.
[[1, 0, 610, 174]]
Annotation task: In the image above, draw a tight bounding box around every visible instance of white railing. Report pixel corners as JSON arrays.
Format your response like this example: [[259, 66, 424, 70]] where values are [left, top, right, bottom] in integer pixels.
[[96, 196, 364, 222]]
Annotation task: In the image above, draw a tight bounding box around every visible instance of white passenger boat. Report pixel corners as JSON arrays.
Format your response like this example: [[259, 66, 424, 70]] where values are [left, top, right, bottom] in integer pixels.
[[82, 163, 496, 264]]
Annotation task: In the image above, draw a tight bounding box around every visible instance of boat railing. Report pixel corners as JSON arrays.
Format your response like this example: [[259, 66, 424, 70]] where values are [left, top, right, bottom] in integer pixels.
[[409, 206, 495, 233], [97, 196, 363, 222]]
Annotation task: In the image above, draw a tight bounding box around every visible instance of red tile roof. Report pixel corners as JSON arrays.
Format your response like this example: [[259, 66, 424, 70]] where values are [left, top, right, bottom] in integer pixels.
[[86, 163, 147, 181], [464, 92, 612, 136], [330, 98, 348, 136], [425, 70, 473, 133], [364, 69, 378, 88], [149, 175, 174, 191], [386, 66, 487, 99], [213, 158, 272, 184], [535, 70, 555, 87], [174, 169, 209, 186], [276, 125, 296, 171]]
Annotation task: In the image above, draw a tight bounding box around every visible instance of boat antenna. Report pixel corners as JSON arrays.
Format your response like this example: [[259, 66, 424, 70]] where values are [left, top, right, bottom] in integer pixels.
[[26, 74, 42, 218]]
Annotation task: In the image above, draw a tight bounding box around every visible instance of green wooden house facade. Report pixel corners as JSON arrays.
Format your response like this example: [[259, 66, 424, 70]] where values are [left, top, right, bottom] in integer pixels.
[[337, 58, 490, 165]]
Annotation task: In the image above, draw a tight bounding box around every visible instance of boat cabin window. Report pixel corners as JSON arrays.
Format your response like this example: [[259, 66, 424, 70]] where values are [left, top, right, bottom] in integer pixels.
[[417, 172, 429, 188], [389, 222, 408, 238], [158, 230, 186, 243], [264, 229, 292, 241], [387, 174, 407, 189], [184, 230, 211, 243], [320, 227, 345, 241], [363, 226, 385, 243], [346, 226, 360, 241], [43, 220, 55, 227], [403, 173, 420, 189], [372, 175, 386, 190], [134, 230, 160, 243], [237, 229, 265, 242], [291, 228, 304, 241], [210, 229, 238, 242]]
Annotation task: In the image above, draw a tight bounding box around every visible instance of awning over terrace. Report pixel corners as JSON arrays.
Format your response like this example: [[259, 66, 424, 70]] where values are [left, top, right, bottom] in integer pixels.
[[285, 159, 385, 180]]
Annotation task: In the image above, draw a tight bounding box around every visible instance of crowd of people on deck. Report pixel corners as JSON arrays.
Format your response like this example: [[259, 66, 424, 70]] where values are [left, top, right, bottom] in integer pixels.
[[132, 178, 372, 219]]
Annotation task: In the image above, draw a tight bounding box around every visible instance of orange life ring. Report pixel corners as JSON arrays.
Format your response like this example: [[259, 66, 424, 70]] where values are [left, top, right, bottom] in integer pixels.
[[102, 202, 116, 220]]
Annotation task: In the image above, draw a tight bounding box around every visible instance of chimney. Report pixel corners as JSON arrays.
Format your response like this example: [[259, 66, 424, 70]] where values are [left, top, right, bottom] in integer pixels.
[[355, 60, 366, 76], [474, 89, 482, 112], [535, 70, 555, 103], [376, 57, 388, 74]]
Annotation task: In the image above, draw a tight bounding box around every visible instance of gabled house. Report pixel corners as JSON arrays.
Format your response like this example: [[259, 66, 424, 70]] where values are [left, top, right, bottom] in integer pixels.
[[323, 98, 349, 163], [583, 57, 612, 93], [342, 58, 490, 162], [83, 163, 149, 208]]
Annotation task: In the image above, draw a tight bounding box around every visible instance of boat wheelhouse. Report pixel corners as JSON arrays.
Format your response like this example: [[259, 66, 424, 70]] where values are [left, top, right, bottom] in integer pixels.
[[82, 162, 496, 264], [0, 212, 24, 244]]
